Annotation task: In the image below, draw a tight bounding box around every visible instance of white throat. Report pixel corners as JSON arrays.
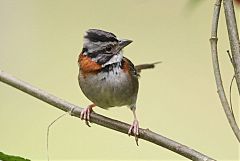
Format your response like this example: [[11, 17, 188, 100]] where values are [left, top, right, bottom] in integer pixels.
[[102, 51, 123, 67]]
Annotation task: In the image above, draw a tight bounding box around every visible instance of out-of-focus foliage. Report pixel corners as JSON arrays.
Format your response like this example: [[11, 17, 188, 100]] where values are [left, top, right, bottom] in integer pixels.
[[0, 152, 30, 161], [187, 0, 204, 8], [185, 0, 205, 13]]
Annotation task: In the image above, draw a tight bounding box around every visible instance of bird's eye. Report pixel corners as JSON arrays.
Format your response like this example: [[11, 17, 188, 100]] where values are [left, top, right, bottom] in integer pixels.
[[106, 46, 112, 52]]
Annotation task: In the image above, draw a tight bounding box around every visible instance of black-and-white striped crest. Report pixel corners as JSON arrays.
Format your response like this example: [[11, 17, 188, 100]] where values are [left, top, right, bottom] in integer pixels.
[[84, 29, 118, 43]]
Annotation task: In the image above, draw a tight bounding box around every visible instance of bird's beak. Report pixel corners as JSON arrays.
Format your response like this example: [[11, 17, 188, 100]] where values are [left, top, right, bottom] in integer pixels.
[[118, 39, 133, 50]]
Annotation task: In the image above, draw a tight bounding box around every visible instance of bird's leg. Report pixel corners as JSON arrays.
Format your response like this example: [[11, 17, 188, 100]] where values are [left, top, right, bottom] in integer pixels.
[[128, 108, 139, 145], [80, 104, 95, 127]]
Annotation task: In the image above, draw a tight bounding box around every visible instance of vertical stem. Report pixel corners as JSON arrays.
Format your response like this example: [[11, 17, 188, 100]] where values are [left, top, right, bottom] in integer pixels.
[[210, 0, 240, 142], [223, 0, 240, 95]]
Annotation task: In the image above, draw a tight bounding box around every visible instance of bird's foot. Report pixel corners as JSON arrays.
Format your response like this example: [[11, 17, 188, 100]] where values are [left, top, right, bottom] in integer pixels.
[[80, 104, 95, 127], [128, 119, 139, 145]]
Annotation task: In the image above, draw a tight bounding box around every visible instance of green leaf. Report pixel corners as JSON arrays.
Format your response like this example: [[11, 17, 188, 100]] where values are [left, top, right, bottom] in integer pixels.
[[0, 152, 30, 161]]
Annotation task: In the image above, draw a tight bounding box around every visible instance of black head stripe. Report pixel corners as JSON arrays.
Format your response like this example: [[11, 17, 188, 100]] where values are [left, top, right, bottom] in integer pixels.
[[85, 29, 118, 42], [96, 54, 113, 65], [87, 48, 110, 59], [87, 52, 98, 58], [82, 47, 88, 53]]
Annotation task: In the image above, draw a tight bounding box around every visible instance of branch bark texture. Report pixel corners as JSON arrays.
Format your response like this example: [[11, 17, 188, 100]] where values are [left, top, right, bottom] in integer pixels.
[[223, 0, 240, 94], [210, 0, 240, 142], [0, 70, 215, 161]]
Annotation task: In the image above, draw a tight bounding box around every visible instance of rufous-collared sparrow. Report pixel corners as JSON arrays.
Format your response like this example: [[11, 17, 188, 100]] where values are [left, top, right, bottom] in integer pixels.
[[78, 29, 159, 144]]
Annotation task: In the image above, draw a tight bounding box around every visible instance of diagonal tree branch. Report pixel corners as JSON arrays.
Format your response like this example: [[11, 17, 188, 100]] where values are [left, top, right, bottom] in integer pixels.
[[0, 70, 215, 161], [210, 0, 240, 142], [223, 0, 240, 94]]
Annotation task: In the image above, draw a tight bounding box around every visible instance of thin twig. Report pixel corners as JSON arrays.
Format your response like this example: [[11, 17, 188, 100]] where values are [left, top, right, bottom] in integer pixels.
[[227, 50, 236, 125], [0, 70, 215, 161], [47, 112, 70, 161], [210, 0, 240, 142], [223, 0, 240, 95], [227, 50, 234, 65], [229, 75, 235, 118]]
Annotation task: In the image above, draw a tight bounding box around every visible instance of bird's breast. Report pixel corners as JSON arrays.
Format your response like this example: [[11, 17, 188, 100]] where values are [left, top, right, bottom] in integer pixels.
[[78, 65, 138, 109]]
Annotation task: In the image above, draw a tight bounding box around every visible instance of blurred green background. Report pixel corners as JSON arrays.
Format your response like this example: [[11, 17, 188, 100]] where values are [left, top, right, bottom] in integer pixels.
[[0, 0, 239, 160]]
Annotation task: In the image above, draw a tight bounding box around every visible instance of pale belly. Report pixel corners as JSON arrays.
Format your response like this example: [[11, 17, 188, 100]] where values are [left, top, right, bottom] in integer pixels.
[[78, 68, 138, 109]]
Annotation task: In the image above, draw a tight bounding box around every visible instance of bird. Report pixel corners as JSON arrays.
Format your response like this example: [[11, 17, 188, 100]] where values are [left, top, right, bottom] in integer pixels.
[[78, 29, 160, 144]]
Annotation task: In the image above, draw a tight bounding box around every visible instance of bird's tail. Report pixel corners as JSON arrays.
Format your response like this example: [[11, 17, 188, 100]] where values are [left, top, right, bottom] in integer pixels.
[[135, 61, 161, 73]]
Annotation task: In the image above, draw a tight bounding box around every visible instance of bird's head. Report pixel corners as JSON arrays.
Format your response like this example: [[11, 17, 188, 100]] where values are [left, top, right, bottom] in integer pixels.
[[82, 29, 132, 67]]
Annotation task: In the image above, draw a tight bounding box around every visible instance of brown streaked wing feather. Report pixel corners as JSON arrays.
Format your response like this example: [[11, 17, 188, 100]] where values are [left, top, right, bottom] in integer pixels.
[[122, 57, 139, 77]]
